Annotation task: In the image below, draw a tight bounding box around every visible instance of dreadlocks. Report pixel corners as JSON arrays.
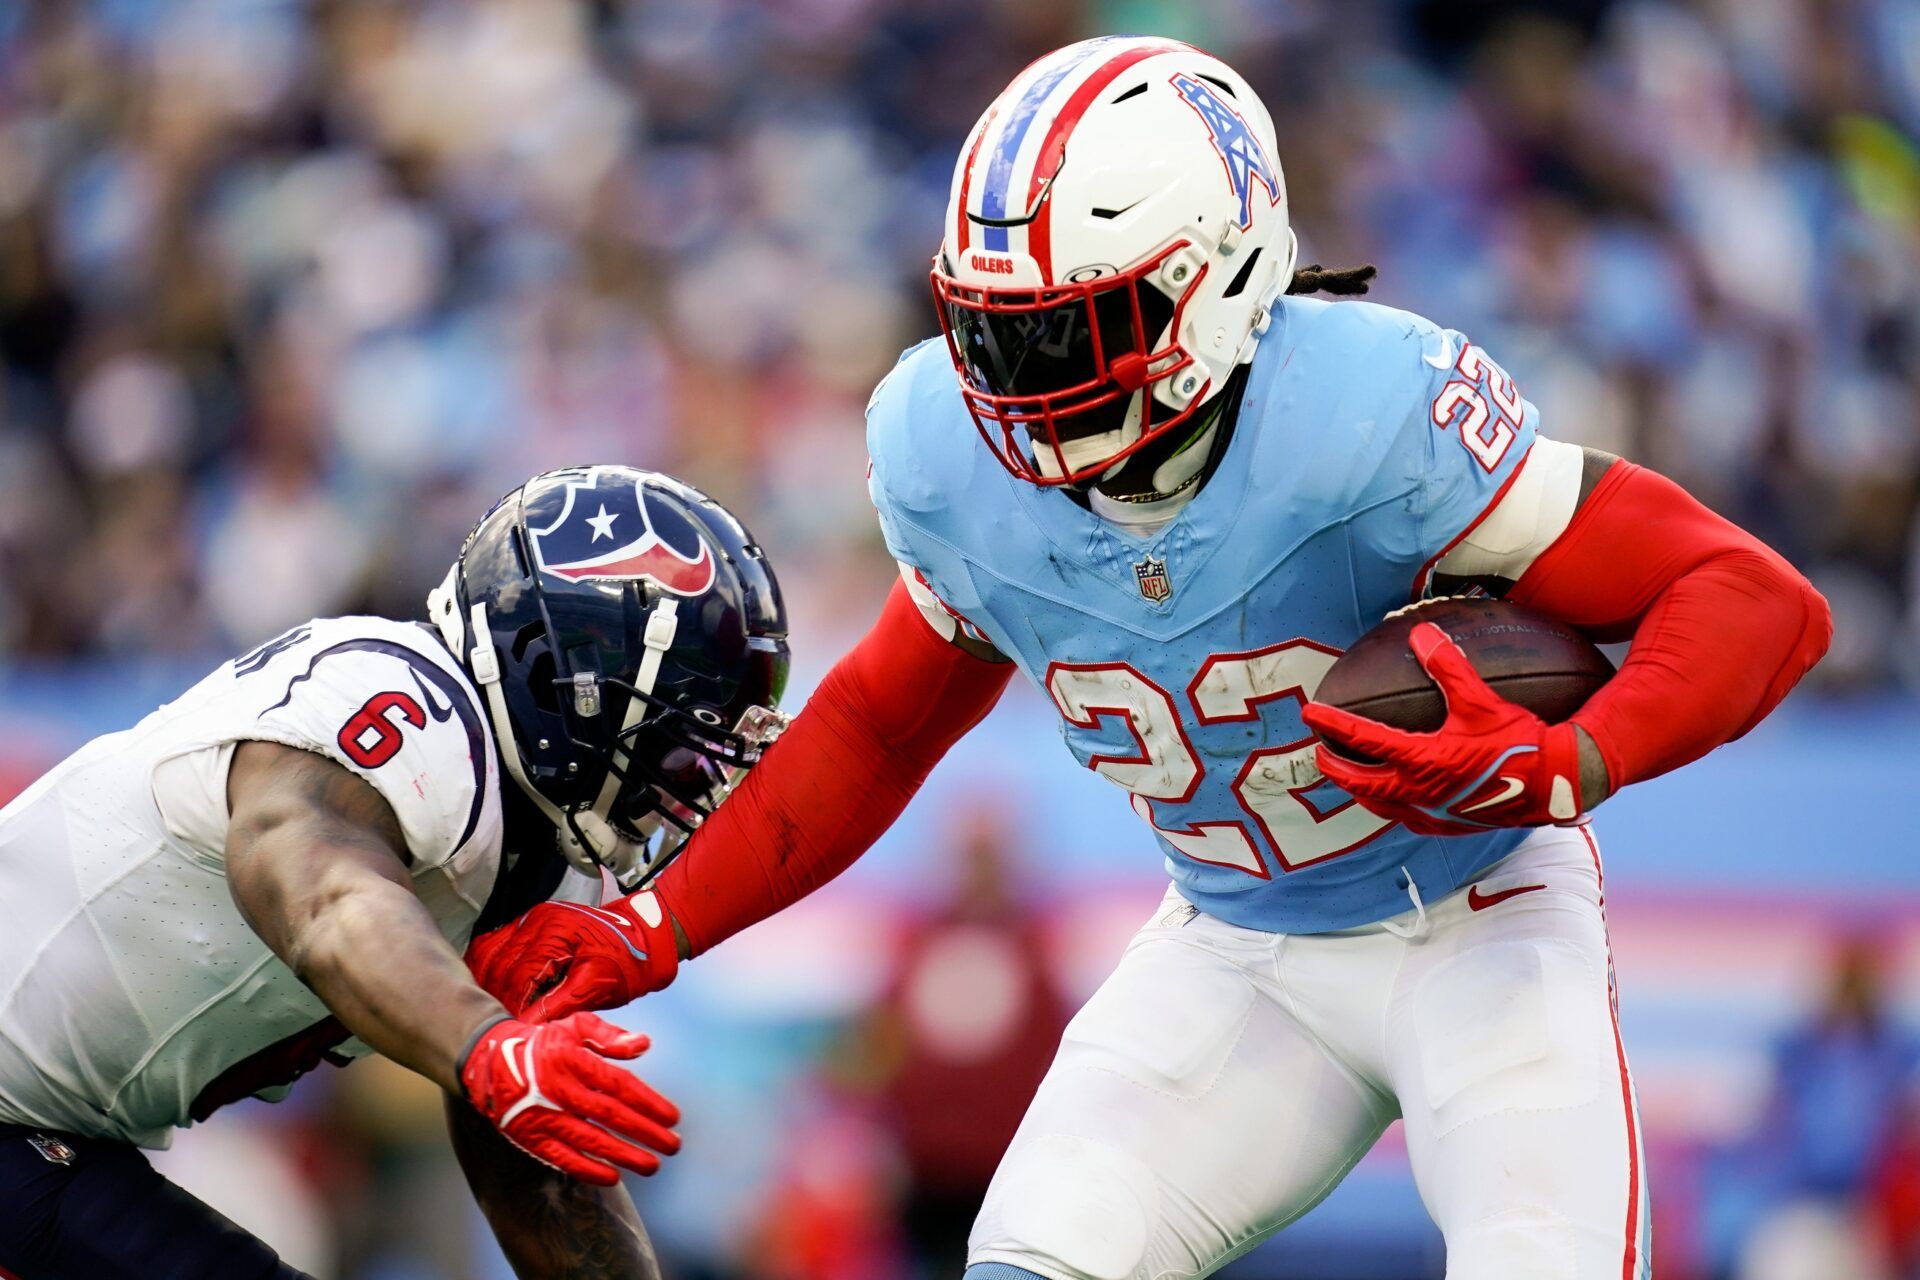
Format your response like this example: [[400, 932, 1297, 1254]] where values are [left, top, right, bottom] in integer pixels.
[[1286, 263, 1378, 296]]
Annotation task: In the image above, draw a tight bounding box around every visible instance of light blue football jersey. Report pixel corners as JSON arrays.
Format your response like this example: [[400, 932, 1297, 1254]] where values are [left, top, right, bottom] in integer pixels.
[[867, 296, 1541, 933]]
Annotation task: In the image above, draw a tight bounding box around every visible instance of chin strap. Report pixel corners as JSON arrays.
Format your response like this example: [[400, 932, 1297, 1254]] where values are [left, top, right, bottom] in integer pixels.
[[584, 599, 678, 821], [1148, 417, 1219, 496], [458, 586, 682, 886], [1089, 417, 1219, 519], [635, 600, 679, 700], [1085, 394, 1229, 529]]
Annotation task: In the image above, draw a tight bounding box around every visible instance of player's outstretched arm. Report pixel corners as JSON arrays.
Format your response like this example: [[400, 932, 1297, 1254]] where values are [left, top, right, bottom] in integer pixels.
[[444, 1092, 661, 1280], [470, 580, 1014, 1021], [226, 740, 503, 1091], [661, 579, 1013, 950], [225, 741, 681, 1191]]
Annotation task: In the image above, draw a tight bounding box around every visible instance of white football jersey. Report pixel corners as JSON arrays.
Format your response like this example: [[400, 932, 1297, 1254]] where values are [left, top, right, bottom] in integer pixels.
[[0, 615, 562, 1148]]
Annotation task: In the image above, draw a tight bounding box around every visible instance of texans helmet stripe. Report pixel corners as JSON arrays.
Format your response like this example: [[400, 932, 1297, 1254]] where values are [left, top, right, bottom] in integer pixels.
[[529, 472, 716, 596], [545, 545, 713, 593]]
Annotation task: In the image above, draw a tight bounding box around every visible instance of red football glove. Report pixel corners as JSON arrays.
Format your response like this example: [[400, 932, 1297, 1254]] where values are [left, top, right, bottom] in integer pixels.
[[1301, 622, 1587, 836], [467, 892, 680, 1023], [458, 1012, 680, 1185]]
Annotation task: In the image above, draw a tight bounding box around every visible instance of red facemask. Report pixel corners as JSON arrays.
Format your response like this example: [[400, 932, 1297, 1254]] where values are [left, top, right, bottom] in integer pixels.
[[931, 241, 1210, 486]]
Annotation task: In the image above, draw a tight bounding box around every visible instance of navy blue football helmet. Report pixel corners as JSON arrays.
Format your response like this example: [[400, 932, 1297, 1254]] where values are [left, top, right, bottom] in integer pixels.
[[429, 466, 790, 887]]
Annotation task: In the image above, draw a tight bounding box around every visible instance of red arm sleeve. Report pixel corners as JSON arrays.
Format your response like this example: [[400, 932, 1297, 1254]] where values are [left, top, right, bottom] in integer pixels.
[[1508, 461, 1831, 790], [653, 580, 1013, 956]]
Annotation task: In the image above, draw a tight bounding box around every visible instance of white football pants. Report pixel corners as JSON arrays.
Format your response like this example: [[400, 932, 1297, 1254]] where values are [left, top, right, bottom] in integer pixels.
[[967, 825, 1650, 1280]]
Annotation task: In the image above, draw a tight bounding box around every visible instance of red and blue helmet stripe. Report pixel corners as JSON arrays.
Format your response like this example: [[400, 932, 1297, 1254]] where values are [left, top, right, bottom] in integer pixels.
[[956, 36, 1190, 276]]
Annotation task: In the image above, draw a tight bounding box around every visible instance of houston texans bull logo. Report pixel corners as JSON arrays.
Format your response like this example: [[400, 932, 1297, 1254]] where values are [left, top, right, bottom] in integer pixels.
[[529, 470, 716, 596], [1169, 71, 1280, 231]]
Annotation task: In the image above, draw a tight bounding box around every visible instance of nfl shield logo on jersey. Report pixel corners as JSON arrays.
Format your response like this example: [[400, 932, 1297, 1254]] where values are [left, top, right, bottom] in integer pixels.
[[1135, 555, 1172, 602], [28, 1133, 77, 1165], [528, 471, 717, 596]]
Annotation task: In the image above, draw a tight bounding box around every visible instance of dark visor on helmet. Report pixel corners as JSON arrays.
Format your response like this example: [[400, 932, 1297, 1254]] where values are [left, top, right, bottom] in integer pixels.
[[593, 640, 791, 840], [931, 241, 1210, 486], [942, 285, 1138, 399], [933, 250, 1186, 455]]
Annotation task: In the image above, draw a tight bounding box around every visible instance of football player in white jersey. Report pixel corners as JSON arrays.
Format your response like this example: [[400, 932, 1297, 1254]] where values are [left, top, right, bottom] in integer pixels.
[[0, 465, 790, 1280]]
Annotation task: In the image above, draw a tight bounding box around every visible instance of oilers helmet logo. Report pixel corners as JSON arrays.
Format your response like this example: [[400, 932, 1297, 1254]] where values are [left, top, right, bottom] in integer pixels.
[[528, 470, 717, 596], [1169, 72, 1280, 230]]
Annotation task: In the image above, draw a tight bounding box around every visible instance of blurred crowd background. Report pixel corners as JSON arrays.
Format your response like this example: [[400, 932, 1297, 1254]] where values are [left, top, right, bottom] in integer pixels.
[[1, 0, 1918, 1278]]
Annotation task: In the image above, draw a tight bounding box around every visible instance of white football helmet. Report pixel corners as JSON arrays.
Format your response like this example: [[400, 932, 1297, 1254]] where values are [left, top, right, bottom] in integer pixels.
[[932, 36, 1298, 486]]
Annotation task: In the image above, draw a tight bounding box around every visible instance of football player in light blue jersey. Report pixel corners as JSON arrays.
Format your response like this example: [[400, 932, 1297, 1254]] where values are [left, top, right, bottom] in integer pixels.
[[472, 35, 1829, 1280], [869, 293, 1540, 934]]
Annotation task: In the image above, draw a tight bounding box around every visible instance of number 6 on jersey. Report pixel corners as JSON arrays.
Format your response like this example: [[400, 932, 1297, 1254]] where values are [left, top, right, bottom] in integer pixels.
[[337, 691, 426, 769]]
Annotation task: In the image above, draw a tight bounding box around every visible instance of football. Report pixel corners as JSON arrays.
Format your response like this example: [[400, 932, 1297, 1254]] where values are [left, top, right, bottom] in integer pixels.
[[1314, 597, 1614, 749]]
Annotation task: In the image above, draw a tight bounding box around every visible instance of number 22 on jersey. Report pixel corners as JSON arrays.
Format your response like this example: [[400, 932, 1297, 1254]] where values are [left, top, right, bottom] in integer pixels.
[[1046, 642, 1392, 879]]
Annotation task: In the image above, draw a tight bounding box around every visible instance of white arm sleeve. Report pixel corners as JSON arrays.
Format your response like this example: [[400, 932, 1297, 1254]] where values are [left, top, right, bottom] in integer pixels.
[[1432, 436, 1584, 582]]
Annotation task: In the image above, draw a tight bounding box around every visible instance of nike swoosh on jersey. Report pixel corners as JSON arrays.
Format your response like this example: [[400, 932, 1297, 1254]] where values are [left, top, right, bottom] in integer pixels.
[[409, 666, 454, 723], [1466, 882, 1547, 911], [1458, 774, 1526, 813], [1422, 330, 1457, 370]]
